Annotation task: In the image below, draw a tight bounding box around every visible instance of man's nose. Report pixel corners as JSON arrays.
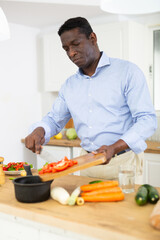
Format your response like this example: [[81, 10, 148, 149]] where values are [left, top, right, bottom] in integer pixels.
[[68, 48, 77, 58]]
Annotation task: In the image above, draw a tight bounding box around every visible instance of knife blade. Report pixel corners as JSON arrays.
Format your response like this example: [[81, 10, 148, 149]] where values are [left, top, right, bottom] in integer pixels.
[[38, 147, 58, 163]]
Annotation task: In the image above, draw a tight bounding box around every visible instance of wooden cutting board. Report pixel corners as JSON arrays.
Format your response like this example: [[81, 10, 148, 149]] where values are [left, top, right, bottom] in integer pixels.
[[39, 153, 106, 182]]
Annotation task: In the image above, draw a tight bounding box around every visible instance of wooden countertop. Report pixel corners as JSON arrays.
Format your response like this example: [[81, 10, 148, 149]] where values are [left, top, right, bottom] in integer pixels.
[[21, 136, 81, 147], [0, 174, 160, 240], [46, 137, 81, 147], [21, 138, 160, 154], [145, 141, 160, 154]]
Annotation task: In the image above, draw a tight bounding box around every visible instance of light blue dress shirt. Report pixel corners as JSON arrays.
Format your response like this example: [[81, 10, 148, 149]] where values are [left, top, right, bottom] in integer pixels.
[[32, 52, 157, 154]]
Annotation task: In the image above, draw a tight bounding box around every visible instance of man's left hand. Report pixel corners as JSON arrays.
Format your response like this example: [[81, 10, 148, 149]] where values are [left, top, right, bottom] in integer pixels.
[[92, 145, 115, 164]]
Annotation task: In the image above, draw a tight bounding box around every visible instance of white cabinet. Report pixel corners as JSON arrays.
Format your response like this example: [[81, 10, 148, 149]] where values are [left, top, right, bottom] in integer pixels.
[[72, 147, 82, 158], [72, 147, 82, 176], [41, 21, 148, 92], [143, 153, 160, 187], [93, 21, 148, 79], [41, 32, 77, 92]]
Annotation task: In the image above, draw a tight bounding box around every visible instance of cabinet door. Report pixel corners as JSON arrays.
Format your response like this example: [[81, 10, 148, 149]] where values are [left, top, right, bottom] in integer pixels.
[[37, 146, 71, 169], [41, 21, 147, 92], [143, 153, 160, 187], [72, 147, 82, 158], [93, 22, 126, 59], [42, 33, 77, 92], [93, 21, 147, 77], [72, 147, 82, 176]]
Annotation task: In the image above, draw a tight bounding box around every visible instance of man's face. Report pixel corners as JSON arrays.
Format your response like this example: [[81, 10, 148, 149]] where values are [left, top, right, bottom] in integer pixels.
[[60, 28, 96, 69]]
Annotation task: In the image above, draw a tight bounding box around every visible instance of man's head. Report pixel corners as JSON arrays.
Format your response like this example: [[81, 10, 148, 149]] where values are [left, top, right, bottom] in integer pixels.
[[58, 17, 100, 73], [58, 17, 93, 38]]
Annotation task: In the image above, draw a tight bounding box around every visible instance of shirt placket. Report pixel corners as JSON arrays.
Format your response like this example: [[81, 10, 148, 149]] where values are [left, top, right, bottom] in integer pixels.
[[87, 76, 95, 149]]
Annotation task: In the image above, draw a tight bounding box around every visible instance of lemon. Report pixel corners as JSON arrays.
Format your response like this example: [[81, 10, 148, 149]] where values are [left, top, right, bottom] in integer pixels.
[[20, 170, 27, 176], [54, 132, 63, 140]]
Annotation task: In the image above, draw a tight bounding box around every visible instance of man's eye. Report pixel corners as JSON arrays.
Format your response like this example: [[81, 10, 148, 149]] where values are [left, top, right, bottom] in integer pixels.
[[73, 42, 80, 46]]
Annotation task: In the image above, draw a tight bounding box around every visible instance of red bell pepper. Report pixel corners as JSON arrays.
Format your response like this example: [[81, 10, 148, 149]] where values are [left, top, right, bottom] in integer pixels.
[[53, 160, 69, 171], [38, 156, 78, 174]]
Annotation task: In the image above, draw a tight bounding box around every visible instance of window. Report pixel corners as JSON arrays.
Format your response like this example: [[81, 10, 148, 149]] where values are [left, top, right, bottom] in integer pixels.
[[153, 29, 160, 111]]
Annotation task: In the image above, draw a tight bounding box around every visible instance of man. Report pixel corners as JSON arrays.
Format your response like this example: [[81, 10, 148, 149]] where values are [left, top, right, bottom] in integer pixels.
[[25, 17, 157, 179]]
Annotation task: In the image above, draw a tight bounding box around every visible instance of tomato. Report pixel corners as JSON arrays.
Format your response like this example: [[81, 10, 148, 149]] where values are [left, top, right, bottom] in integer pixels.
[[3, 167, 7, 171], [3, 162, 32, 171]]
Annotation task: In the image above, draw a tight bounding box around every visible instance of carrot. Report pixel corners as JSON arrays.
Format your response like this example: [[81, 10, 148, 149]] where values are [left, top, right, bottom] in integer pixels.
[[82, 192, 125, 202], [81, 186, 122, 196], [80, 180, 119, 192]]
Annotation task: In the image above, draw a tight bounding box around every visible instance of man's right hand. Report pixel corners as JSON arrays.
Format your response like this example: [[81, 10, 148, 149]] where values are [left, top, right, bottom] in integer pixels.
[[25, 127, 45, 154]]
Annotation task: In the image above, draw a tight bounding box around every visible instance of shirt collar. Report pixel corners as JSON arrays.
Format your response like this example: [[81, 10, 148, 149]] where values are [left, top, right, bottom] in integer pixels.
[[77, 51, 110, 76], [97, 52, 110, 68]]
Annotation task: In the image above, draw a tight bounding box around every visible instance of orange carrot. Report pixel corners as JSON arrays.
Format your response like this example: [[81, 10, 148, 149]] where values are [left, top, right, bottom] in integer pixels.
[[81, 186, 122, 196], [82, 192, 125, 202], [80, 180, 119, 192]]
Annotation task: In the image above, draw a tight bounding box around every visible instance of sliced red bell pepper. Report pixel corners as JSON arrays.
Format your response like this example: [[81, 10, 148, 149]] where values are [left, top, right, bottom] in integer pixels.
[[53, 160, 69, 171], [38, 156, 78, 174], [52, 168, 57, 173], [39, 170, 44, 175]]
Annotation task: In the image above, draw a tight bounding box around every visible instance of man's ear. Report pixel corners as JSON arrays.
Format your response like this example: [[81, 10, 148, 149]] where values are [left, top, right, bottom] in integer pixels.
[[89, 32, 97, 45]]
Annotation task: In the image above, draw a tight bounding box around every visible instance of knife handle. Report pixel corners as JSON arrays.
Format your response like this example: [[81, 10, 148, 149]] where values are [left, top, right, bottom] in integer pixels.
[[23, 164, 33, 176]]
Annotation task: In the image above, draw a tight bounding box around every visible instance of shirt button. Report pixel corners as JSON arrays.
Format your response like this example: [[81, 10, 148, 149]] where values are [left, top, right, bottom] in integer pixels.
[[89, 126, 92, 129], [89, 109, 92, 113], [91, 142, 94, 145], [88, 93, 91, 97]]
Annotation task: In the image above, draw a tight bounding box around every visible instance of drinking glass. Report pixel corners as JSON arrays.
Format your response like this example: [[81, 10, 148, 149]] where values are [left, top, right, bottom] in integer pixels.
[[118, 165, 136, 193]]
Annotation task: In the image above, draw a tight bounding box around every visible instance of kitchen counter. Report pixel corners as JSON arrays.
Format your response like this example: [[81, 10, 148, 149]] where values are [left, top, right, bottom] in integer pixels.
[[145, 141, 160, 154], [47, 136, 81, 147], [21, 138, 160, 154], [0, 174, 160, 240], [21, 136, 81, 147]]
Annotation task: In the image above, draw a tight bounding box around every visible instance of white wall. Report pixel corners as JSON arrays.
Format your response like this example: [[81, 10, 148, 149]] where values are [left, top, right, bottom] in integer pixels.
[[0, 23, 41, 166]]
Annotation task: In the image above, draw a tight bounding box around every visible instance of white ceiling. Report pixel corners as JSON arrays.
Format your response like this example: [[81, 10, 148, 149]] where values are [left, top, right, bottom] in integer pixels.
[[0, 0, 160, 30], [0, 0, 109, 29]]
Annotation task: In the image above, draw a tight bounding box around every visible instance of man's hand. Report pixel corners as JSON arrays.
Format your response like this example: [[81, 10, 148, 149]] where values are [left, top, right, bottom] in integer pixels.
[[25, 127, 45, 154], [93, 139, 129, 164], [92, 145, 115, 164]]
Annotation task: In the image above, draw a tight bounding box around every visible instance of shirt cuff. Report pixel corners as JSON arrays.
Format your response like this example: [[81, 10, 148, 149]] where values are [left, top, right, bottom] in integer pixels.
[[120, 130, 147, 154], [29, 121, 52, 145]]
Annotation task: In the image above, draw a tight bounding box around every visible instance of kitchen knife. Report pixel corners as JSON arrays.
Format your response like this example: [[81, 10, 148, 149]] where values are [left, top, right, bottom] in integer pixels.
[[39, 147, 58, 163]]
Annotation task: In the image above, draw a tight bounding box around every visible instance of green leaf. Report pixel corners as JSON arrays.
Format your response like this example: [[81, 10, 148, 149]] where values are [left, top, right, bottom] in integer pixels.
[[44, 162, 49, 166], [8, 167, 16, 171]]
